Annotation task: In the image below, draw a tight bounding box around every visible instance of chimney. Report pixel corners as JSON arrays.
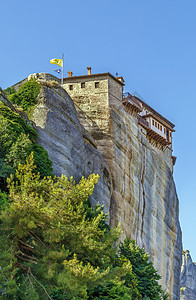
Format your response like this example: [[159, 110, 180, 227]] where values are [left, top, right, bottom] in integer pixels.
[[67, 70, 73, 77], [87, 66, 91, 75]]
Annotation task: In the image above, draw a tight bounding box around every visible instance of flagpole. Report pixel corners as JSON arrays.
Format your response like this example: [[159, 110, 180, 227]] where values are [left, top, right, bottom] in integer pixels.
[[61, 53, 64, 87]]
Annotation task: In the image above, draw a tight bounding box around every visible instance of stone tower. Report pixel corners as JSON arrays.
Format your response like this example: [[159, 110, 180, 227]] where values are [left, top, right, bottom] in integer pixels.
[[63, 67, 124, 155]]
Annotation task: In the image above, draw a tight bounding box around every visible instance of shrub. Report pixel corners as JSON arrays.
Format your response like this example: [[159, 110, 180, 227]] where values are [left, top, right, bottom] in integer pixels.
[[7, 79, 40, 111], [0, 103, 52, 190]]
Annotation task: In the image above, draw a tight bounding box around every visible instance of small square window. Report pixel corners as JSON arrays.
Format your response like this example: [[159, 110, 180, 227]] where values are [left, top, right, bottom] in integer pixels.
[[95, 82, 100, 88], [69, 85, 73, 91], [81, 82, 85, 88]]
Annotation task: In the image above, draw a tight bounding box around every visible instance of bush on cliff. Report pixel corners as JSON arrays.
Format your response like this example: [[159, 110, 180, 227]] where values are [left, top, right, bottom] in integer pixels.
[[0, 103, 53, 190], [4, 79, 40, 111]]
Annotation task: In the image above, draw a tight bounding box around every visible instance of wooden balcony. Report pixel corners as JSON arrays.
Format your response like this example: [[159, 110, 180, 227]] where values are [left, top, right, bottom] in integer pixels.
[[146, 128, 171, 146], [138, 116, 171, 146]]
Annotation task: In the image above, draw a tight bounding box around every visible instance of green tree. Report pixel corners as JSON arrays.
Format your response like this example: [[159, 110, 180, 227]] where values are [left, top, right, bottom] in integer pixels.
[[119, 239, 168, 300], [88, 281, 133, 299], [0, 154, 129, 299]]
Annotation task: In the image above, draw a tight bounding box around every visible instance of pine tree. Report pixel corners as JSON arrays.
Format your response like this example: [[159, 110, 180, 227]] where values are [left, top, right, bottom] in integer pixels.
[[0, 154, 129, 299]]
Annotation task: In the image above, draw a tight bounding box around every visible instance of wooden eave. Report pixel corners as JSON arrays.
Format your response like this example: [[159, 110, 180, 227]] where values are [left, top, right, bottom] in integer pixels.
[[142, 114, 175, 132], [63, 72, 125, 86], [134, 96, 175, 129], [122, 98, 143, 114]]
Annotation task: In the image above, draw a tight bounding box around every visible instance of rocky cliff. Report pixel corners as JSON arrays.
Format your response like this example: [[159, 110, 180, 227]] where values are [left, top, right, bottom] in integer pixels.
[[32, 81, 112, 216], [180, 250, 196, 299], [106, 102, 182, 299], [26, 76, 182, 299]]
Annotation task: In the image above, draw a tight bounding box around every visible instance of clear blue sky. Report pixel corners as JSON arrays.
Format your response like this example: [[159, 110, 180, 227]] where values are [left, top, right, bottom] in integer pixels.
[[1, 0, 196, 260]]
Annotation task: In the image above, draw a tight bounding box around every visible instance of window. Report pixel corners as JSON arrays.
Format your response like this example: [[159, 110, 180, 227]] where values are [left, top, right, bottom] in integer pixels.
[[95, 82, 100, 88], [69, 85, 73, 90], [81, 82, 85, 88], [160, 125, 162, 131], [155, 122, 157, 128], [152, 119, 154, 126], [164, 128, 166, 134], [158, 124, 159, 129]]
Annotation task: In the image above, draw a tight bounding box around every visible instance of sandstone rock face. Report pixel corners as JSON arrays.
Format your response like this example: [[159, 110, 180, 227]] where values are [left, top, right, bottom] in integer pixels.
[[24, 74, 182, 299], [180, 250, 196, 299], [32, 82, 112, 215], [108, 104, 182, 299]]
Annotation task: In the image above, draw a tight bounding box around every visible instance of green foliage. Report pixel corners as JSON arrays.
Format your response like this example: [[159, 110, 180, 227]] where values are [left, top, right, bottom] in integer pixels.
[[0, 103, 53, 190], [88, 282, 132, 299], [3, 86, 16, 96], [6, 79, 40, 111], [0, 155, 129, 299], [6, 133, 33, 169], [119, 239, 168, 300], [0, 103, 38, 147], [0, 189, 9, 211]]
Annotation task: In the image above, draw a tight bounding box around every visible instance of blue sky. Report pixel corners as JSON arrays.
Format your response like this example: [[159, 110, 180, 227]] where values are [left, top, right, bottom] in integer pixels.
[[1, 0, 196, 260]]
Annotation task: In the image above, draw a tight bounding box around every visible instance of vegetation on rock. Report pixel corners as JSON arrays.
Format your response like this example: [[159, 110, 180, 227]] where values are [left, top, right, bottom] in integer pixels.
[[0, 154, 168, 299], [0, 102, 53, 190], [4, 79, 40, 112]]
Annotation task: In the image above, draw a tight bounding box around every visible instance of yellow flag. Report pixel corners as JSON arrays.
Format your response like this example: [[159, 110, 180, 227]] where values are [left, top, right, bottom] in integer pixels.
[[50, 58, 63, 67]]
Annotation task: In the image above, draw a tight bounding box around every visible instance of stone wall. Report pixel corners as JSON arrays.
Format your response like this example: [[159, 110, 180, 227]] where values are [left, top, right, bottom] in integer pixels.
[[63, 77, 110, 141]]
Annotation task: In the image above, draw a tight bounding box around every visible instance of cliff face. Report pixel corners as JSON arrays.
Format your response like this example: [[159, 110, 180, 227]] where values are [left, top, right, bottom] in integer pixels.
[[107, 103, 182, 299], [180, 250, 196, 299], [30, 77, 182, 299], [32, 82, 112, 215]]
